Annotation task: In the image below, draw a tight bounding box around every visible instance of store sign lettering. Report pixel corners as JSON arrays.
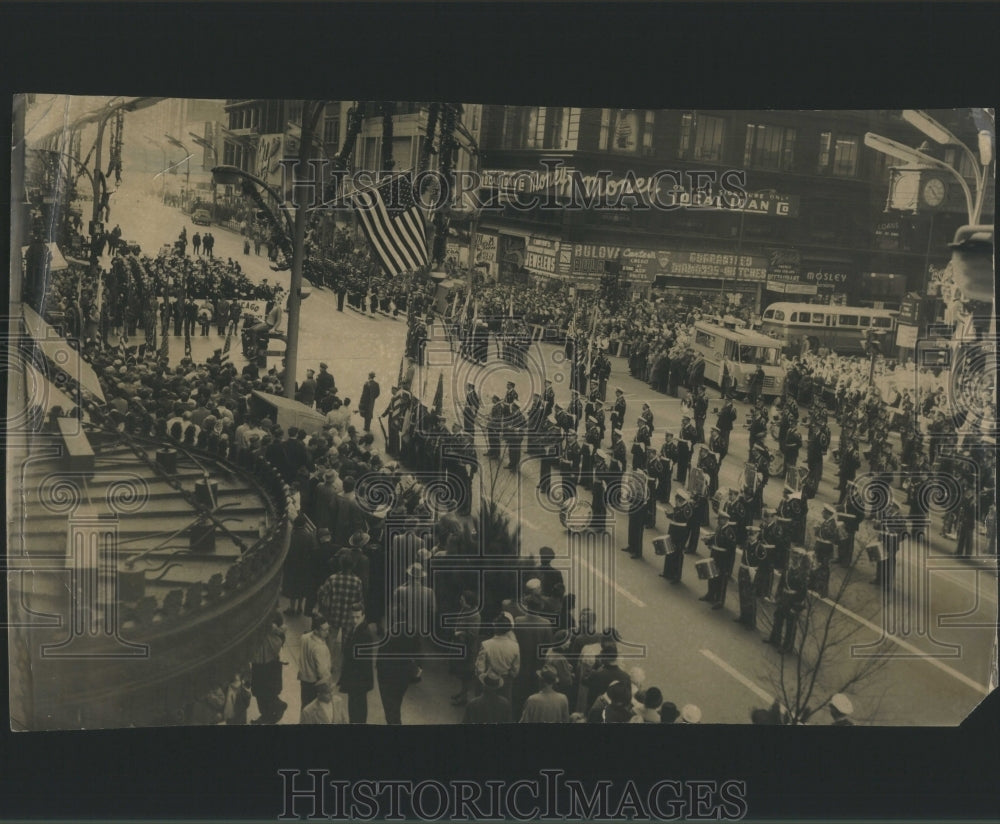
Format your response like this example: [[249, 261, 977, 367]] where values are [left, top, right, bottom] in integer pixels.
[[805, 270, 849, 284], [525, 250, 556, 273]]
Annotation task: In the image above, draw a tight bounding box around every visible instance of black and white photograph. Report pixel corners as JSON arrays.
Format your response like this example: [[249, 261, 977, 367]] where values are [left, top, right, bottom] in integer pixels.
[[9, 93, 996, 733]]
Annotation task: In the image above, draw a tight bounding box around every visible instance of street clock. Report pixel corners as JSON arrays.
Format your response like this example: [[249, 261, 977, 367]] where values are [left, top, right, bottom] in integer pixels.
[[920, 174, 947, 208]]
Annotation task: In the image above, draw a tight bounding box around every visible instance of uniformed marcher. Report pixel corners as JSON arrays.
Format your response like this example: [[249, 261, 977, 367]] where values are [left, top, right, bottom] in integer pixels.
[[701, 512, 738, 609], [561, 432, 583, 499], [537, 422, 560, 495], [811, 503, 845, 598], [609, 431, 627, 485], [675, 426, 693, 485], [691, 386, 709, 444], [715, 397, 737, 465], [622, 469, 649, 559], [656, 434, 675, 503], [766, 552, 810, 653], [610, 388, 626, 433], [504, 402, 526, 471], [754, 507, 787, 600], [660, 493, 693, 583], [462, 382, 481, 436], [828, 693, 854, 726], [444, 423, 479, 516], [568, 390, 583, 433], [486, 395, 503, 458], [542, 379, 556, 420], [504, 381, 518, 406]]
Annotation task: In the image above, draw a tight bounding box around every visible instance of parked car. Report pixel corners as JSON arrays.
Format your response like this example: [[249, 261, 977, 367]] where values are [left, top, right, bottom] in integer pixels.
[[191, 209, 212, 226]]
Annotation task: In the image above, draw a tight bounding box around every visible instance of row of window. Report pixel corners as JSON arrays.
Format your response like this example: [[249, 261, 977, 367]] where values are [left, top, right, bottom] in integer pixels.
[[497, 107, 864, 176], [763, 308, 893, 327]]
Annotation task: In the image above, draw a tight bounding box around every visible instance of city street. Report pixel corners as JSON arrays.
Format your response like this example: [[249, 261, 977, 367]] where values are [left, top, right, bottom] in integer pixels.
[[104, 183, 997, 725]]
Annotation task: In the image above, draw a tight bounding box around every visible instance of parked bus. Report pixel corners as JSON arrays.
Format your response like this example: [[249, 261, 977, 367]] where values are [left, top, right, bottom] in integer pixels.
[[758, 302, 898, 356], [691, 320, 785, 399]]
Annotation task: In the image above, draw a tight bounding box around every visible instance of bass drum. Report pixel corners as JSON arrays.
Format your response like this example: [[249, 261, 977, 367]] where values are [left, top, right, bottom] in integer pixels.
[[559, 497, 594, 533]]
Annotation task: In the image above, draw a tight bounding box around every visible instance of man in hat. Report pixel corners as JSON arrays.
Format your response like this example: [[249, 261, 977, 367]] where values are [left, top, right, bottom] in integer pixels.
[[675, 423, 693, 485], [316, 555, 365, 662], [462, 382, 481, 435], [391, 563, 436, 639], [766, 551, 809, 654], [691, 385, 708, 444], [701, 511, 738, 609], [567, 389, 583, 433], [296, 368, 317, 408], [782, 422, 803, 485], [828, 693, 854, 726], [486, 395, 503, 458], [316, 362, 336, 404], [610, 388, 626, 433], [504, 380, 519, 406], [463, 672, 512, 723], [542, 378, 556, 420], [300, 679, 348, 725], [679, 704, 702, 724], [358, 372, 380, 433], [520, 664, 570, 723], [504, 401, 527, 472]]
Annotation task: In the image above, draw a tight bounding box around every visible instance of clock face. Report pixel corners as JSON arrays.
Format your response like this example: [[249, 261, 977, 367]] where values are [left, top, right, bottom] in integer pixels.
[[922, 177, 946, 207]]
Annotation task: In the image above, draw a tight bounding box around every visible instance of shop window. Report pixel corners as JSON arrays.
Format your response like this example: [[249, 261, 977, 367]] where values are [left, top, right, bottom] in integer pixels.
[[744, 123, 796, 171], [678, 113, 726, 162]]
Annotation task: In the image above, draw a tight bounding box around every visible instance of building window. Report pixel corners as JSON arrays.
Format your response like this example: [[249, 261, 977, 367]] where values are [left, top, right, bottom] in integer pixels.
[[544, 107, 565, 149], [598, 109, 656, 154], [323, 116, 340, 146], [744, 123, 796, 170], [817, 132, 859, 176], [678, 113, 726, 162]]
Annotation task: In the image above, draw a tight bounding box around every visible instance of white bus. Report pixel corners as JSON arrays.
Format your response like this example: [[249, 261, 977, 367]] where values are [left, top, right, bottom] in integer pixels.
[[691, 321, 785, 399], [758, 302, 897, 356]]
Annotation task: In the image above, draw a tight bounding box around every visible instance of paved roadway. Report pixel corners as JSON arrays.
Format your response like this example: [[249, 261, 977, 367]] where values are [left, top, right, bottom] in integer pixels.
[[110, 184, 997, 725]]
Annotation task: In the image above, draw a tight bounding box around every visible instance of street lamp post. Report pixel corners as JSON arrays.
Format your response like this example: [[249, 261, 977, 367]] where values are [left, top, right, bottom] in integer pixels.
[[212, 101, 326, 400], [165, 134, 192, 211], [86, 97, 164, 323], [189, 131, 219, 222]]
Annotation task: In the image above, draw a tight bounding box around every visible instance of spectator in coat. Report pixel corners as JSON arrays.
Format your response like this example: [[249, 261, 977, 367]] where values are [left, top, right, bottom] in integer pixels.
[[520, 665, 570, 723], [463, 672, 512, 724], [297, 615, 332, 710], [337, 603, 375, 723], [282, 514, 316, 616], [358, 372, 381, 433], [250, 611, 287, 725]]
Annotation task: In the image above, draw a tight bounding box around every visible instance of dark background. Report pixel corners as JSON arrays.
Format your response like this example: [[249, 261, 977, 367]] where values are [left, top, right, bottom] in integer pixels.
[[2, 2, 998, 821]]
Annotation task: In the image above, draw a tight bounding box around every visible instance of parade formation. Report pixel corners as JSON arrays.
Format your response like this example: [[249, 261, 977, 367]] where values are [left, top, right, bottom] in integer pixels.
[[9, 97, 997, 728]]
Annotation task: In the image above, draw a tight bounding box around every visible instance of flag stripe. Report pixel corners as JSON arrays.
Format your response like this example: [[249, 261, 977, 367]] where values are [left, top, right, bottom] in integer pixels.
[[352, 176, 429, 277]]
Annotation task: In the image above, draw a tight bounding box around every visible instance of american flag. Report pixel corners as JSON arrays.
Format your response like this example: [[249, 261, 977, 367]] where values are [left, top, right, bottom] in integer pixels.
[[352, 175, 429, 277]]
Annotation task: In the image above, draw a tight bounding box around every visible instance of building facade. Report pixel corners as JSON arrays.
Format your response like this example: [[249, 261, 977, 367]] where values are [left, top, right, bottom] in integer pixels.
[[472, 107, 993, 311]]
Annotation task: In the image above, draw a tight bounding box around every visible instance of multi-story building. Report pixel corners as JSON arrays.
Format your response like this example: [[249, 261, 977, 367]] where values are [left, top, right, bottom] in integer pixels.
[[471, 107, 994, 310]]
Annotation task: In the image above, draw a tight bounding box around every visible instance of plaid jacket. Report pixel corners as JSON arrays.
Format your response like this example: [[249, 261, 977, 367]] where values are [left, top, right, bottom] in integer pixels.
[[316, 573, 363, 629]]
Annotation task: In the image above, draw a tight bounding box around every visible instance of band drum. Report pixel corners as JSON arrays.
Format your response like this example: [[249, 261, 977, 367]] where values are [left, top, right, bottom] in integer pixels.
[[695, 559, 720, 580], [866, 542, 886, 563], [653, 536, 678, 556], [560, 498, 593, 533]]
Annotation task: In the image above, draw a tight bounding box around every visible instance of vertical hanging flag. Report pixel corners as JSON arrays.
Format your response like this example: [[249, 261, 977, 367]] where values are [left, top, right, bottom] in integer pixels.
[[351, 175, 429, 277], [220, 328, 232, 364]]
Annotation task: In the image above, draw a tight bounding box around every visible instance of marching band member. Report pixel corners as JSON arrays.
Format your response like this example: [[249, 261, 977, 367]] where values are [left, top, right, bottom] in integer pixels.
[[765, 551, 810, 654], [660, 493, 692, 584], [631, 423, 650, 472], [656, 433, 675, 504], [610, 388, 627, 433], [622, 469, 649, 560], [609, 429, 627, 485], [639, 402, 654, 434], [691, 385, 709, 444], [811, 503, 846, 598], [715, 396, 738, 465], [700, 512, 739, 609], [675, 424, 693, 485]]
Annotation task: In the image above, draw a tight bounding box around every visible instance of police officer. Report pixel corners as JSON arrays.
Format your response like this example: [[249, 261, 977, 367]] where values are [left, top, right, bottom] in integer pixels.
[[562, 431, 583, 500], [609, 430, 627, 486], [537, 421, 560, 495], [701, 512, 738, 609], [568, 389, 583, 434], [504, 381, 519, 407]]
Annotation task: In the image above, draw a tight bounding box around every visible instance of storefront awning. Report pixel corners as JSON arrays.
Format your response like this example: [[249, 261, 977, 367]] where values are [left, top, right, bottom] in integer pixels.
[[22, 242, 69, 272], [21, 305, 105, 403]]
